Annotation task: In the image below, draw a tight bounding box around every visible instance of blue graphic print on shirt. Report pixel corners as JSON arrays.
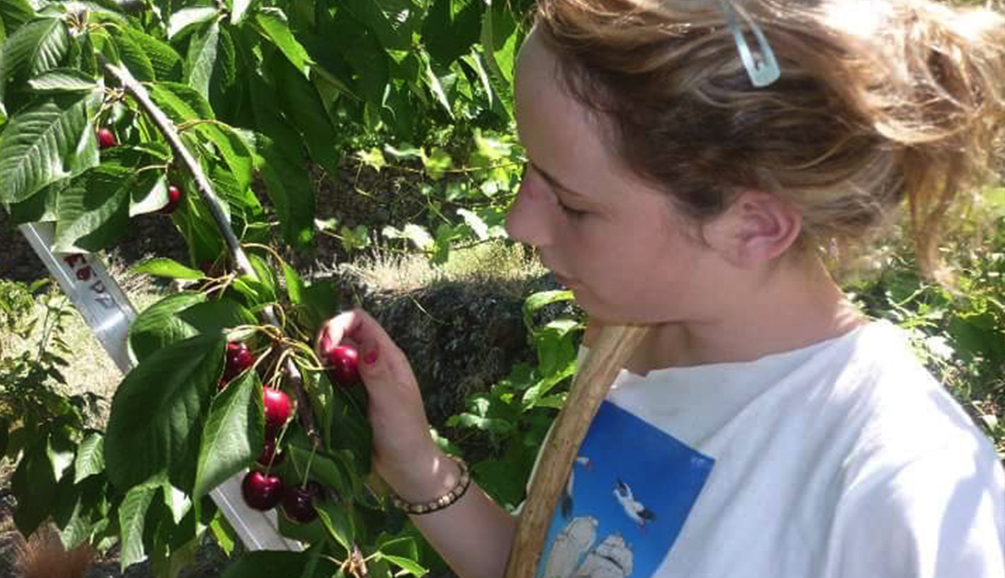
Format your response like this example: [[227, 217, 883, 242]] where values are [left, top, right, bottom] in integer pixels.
[[535, 401, 715, 578]]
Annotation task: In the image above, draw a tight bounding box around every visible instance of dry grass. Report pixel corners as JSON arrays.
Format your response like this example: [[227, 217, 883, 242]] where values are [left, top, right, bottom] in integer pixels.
[[343, 239, 547, 295], [12, 525, 95, 578]]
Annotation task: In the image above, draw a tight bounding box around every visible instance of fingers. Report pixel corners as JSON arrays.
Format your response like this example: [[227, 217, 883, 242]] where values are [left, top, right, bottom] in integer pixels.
[[315, 308, 409, 383]]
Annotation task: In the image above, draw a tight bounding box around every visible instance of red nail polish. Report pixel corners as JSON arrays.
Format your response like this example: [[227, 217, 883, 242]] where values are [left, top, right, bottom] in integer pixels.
[[364, 350, 378, 365]]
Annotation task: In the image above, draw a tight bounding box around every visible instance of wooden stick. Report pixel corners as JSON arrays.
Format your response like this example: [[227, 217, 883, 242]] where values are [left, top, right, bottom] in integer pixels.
[[504, 323, 649, 578]]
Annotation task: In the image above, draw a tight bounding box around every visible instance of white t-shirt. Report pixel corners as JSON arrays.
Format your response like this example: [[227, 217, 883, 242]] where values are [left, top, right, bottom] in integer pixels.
[[527, 320, 1004, 578]]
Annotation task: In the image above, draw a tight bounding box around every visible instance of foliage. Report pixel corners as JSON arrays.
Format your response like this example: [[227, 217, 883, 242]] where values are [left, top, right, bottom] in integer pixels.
[[446, 290, 584, 511]]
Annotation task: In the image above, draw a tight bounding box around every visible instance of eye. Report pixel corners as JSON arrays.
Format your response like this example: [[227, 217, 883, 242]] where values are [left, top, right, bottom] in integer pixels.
[[557, 198, 588, 218]]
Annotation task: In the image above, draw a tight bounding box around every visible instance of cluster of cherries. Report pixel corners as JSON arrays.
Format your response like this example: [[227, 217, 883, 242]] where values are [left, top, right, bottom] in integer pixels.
[[222, 341, 363, 524], [97, 127, 184, 214]]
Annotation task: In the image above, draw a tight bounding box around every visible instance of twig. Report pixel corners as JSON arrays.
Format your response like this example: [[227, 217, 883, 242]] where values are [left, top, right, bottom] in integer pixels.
[[103, 58, 321, 445]]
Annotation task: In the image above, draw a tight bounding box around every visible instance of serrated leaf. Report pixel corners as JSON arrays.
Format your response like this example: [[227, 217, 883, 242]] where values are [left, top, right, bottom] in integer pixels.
[[11, 440, 57, 536], [52, 164, 137, 252], [315, 501, 354, 551], [0, 0, 35, 37], [105, 335, 226, 490], [0, 17, 66, 117], [128, 292, 253, 364], [168, 7, 219, 40], [112, 26, 156, 82], [28, 68, 98, 92], [74, 433, 104, 483], [344, 0, 414, 51], [149, 81, 215, 123], [288, 446, 349, 497], [282, 260, 305, 304], [193, 371, 263, 499], [255, 132, 316, 247], [119, 27, 183, 81], [255, 8, 311, 77], [329, 9, 388, 105], [422, 0, 483, 67], [119, 484, 156, 570], [197, 122, 253, 195], [380, 554, 427, 577], [162, 482, 192, 525], [7, 179, 62, 223], [28, 17, 69, 76], [0, 91, 101, 203], [133, 258, 205, 280], [230, 0, 255, 25], [271, 55, 339, 176], [185, 20, 219, 100]]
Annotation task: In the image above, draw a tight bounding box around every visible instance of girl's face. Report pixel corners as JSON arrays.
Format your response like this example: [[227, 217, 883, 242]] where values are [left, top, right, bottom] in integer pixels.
[[506, 29, 734, 325]]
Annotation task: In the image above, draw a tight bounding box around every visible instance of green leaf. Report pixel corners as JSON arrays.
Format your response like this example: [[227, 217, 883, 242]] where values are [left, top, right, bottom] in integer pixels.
[[119, 27, 183, 82], [168, 7, 219, 40], [0, 0, 35, 37], [52, 163, 141, 252], [315, 501, 354, 551], [288, 445, 349, 497], [522, 290, 575, 330], [344, 0, 415, 51], [382, 223, 434, 251], [329, 9, 388, 105], [149, 81, 215, 124], [255, 8, 311, 77], [271, 55, 340, 176], [7, 179, 63, 223], [379, 554, 427, 577], [128, 174, 171, 216], [196, 122, 253, 195], [193, 371, 263, 499], [422, 0, 484, 67], [11, 440, 57, 536], [162, 481, 192, 525], [0, 17, 65, 116], [74, 433, 104, 483], [0, 91, 101, 203], [282, 261, 306, 305], [119, 484, 157, 571], [104, 335, 226, 490], [185, 20, 219, 100], [255, 132, 316, 247], [128, 292, 253, 363], [133, 258, 205, 280], [112, 26, 156, 82], [480, 0, 519, 85], [27, 68, 98, 93], [230, 0, 256, 25]]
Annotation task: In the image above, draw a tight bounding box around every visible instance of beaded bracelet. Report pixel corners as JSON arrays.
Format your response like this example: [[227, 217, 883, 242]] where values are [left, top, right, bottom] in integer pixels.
[[391, 456, 471, 515]]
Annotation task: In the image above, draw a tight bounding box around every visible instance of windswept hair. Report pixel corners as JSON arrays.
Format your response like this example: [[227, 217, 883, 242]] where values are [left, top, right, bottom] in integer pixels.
[[534, 0, 1005, 281]]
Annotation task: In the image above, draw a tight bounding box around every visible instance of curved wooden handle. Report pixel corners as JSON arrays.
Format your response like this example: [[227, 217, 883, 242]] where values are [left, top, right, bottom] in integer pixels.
[[504, 323, 649, 578]]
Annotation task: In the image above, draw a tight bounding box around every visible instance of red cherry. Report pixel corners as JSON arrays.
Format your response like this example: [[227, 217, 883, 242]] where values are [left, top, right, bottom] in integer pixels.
[[326, 345, 360, 388], [241, 471, 284, 511], [257, 437, 285, 467], [159, 184, 184, 215], [219, 342, 255, 390], [97, 128, 117, 149], [281, 481, 324, 523], [263, 388, 292, 433]]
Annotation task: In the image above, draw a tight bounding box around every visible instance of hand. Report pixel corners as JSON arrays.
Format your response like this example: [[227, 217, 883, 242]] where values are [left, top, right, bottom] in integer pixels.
[[315, 309, 452, 499]]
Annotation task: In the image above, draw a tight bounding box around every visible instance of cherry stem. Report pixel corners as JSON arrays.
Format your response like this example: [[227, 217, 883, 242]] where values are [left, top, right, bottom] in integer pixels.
[[104, 58, 322, 446], [301, 442, 318, 488]]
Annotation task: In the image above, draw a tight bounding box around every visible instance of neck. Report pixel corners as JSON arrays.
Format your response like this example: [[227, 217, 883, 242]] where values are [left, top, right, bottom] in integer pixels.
[[626, 255, 866, 373]]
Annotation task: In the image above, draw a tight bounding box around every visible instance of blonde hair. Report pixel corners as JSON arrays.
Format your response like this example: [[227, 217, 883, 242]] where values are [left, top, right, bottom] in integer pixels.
[[533, 0, 1005, 281]]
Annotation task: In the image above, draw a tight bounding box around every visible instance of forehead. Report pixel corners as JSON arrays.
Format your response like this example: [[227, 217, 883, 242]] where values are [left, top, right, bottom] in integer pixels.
[[514, 31, 620, 193]]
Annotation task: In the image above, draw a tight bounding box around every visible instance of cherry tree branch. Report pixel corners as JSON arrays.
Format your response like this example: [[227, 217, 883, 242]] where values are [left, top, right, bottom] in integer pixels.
[[103, 59, 321, 445]]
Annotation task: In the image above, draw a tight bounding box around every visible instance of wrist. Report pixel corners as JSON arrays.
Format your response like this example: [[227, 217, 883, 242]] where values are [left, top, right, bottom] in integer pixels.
[[379, 446, 462, 504]]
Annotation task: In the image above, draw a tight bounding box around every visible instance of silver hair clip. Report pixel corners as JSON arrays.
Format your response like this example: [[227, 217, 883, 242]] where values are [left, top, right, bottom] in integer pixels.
[[716, 0, 781, 88]]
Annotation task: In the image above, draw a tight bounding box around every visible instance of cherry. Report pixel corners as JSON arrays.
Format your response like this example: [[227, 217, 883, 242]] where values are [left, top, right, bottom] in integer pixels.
[[221, 342, 255, 384], [263, 388, 292, 433], [326, 345, 360, 388], [257, 437, 285, 467], [241, 471, 284, 511], [159, 184, 184, 215], [97, 128, 117, 149], [282, 481, 324, 523]]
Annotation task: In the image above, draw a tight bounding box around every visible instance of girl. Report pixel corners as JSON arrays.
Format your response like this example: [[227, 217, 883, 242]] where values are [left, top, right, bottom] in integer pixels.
[[317, 0, 1005, 576]]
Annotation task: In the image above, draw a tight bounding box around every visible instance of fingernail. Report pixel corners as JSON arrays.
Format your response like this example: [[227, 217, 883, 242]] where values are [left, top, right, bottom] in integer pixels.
[[364, 350, 378, 365]]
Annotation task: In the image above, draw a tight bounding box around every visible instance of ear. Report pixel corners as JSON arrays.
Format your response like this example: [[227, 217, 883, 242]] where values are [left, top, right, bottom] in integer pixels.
[[705, 190, 802, 267]]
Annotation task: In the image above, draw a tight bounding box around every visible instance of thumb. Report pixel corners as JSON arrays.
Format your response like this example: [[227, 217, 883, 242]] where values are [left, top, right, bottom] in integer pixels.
[[316, 309, 407, 386]]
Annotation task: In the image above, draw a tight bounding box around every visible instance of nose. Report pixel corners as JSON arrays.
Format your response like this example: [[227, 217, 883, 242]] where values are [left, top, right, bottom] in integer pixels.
[[505, 169, 554, 248]]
